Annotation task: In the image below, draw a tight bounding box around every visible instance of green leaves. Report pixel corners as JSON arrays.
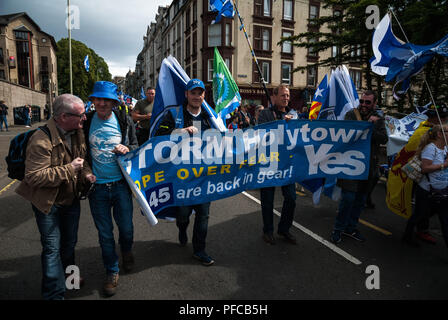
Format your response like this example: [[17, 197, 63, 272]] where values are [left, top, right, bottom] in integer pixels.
[[56, 38, 112, 101]]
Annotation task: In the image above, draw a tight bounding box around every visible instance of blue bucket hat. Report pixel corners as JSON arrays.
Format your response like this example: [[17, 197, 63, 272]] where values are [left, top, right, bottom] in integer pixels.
[[89, 81, 120, 103], [186, 78, 205, 91]]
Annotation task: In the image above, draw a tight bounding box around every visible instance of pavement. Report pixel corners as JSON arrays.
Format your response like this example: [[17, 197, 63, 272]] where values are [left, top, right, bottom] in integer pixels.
[[0, 121, 49, 179]]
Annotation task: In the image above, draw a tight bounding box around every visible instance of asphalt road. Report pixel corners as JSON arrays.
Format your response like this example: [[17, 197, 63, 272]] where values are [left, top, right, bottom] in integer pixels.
[[0, 122, 448, 302]]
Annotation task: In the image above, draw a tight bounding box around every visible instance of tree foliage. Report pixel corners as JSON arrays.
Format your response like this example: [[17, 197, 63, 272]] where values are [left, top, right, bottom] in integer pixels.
[[56, 38, 112, 101], [280, 0, 448, 111]]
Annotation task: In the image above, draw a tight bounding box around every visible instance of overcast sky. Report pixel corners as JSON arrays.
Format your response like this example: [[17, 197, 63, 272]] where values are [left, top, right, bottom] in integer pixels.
[[1, 0, 172, 77]]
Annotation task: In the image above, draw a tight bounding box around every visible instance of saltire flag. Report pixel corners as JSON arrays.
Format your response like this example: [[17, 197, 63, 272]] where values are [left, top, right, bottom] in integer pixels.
[[149, 55, 226, 137], [83, 55, 90, 72], [210, 0, 235, 24], [370, 14, 448, 99], [319, 65, 359, 120], [213, 47, 241, 123], [140, 87, 146, 99], [308, 74, 329, 120]]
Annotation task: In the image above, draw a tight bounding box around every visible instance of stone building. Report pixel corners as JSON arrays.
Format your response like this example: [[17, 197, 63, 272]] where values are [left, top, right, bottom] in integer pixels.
[[0, 12, 58, 123]]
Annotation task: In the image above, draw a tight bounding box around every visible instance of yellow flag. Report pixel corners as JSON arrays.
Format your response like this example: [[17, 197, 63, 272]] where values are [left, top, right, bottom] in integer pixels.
[[386, 121, 431, 218]]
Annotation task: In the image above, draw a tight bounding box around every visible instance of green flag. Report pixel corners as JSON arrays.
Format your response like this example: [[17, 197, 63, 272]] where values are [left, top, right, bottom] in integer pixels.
[[213, 47, 241, 121]]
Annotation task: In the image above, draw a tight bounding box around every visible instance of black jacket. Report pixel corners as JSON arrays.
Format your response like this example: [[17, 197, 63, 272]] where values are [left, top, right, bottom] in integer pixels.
[[257, 105, 292, 125], [83, 108, 138, 168]]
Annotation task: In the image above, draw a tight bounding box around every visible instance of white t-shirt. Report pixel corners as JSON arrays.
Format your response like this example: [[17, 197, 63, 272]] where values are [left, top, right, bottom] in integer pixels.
[[418, 143, 448, 191]]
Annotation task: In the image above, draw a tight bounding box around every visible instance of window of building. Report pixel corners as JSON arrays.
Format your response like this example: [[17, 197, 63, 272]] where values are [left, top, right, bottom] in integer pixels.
[[208, 24, 221, 47], [283, 0, 293, 20], [0, 48, 3, 65], [281, 63, 292, 84], [193, 62, 197, 78], [349, 69, 362, 89], [254, 26, 272, 54], [254, 60, 271, 84], [185, 37, 191, 57], [263, 0, 271, 16], [309, 4, 319, 25], [225, 24, 231, 46], [185, 8, 190, 29], [0, 69, 5, 79], [254, 0, 272, 17], [262, 29, 270, 51], [308, 38, 317, 57], [282, 31, 292, 53], [307, 67, 317, 87], [193, 1, 197, 22], [192, 31, 197, 54], [332, 45, 341, 58], [208, 59, 214, 82], [225, 57, 231, 70]]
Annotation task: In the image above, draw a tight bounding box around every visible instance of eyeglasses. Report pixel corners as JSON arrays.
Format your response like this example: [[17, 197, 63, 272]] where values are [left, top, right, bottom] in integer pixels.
[[65, 112, 86, 119], [359, 99, 372, 105]]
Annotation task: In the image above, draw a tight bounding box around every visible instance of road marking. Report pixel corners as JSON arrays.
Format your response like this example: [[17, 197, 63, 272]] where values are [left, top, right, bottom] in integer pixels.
[[242, 191, 362, 265], [0, 180, 17, 196], [359, 218, 392, 236]]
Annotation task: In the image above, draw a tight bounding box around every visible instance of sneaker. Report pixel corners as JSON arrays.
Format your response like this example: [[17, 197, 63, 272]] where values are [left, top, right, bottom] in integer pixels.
[[121, 251, 134, 273], [277, 231, 297, 245], [262, 232, 276, 245], [193, 251, 215, 266], [415, 231, 436, 244], [330, 230, 342, 244], [342, 229, 366, 242], [103, 273, 119, 297], [179, 229, 188, 247]]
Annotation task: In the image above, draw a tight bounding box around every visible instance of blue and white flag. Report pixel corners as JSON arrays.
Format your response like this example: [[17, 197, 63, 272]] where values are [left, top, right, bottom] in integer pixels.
[[370, 14, 448, 99], [140, 87, 146, 99], [321, 65, 359, 120], [83, 55, 90, 72], [210, 0, 235, 24], [149, 56, 226, 137]]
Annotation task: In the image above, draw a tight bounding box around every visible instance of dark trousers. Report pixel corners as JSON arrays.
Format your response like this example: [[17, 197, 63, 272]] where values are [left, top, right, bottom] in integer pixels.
[[404, 184, 448, 247], [32, 200, 80, 300], [137, 127, 150, 146], [176, 203, 211, 253], [260, 184, 296, 234]]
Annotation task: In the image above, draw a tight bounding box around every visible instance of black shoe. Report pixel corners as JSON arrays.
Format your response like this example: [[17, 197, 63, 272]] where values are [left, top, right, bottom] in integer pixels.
[[278, 231, 297, 245], [179, 229, 188, 246], [262, 233, 276, 245]]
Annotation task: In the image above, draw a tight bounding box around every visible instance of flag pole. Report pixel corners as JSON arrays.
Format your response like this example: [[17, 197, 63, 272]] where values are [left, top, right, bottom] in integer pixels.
[[67, 0, 73, 94], [232, 0, 273, 108], [389, 9, 447, 145]]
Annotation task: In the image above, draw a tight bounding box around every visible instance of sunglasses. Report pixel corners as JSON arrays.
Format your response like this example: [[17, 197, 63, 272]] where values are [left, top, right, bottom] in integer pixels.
[[79, 183, 95, 200], [359, 99, 372, 105], [66, 112, 86, 119]]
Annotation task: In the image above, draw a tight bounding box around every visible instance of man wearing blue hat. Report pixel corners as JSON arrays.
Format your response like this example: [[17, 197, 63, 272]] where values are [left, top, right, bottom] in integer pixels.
[[155, 78, 215, 266], [83, 81, 138, 297]]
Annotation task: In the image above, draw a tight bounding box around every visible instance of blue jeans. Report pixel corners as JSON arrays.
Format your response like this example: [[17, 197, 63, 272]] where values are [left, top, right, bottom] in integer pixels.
[[88, 180, 134, 274], [0, 115, 7, 130], [32, 200, 80, 300], [176, 203, 210, 253], [334, 190, 366, 232], [260, 184, 296, 234]]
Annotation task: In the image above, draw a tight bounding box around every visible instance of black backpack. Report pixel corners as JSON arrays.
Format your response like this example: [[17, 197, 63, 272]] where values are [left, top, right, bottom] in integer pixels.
[[5, 125, 51, 180]]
